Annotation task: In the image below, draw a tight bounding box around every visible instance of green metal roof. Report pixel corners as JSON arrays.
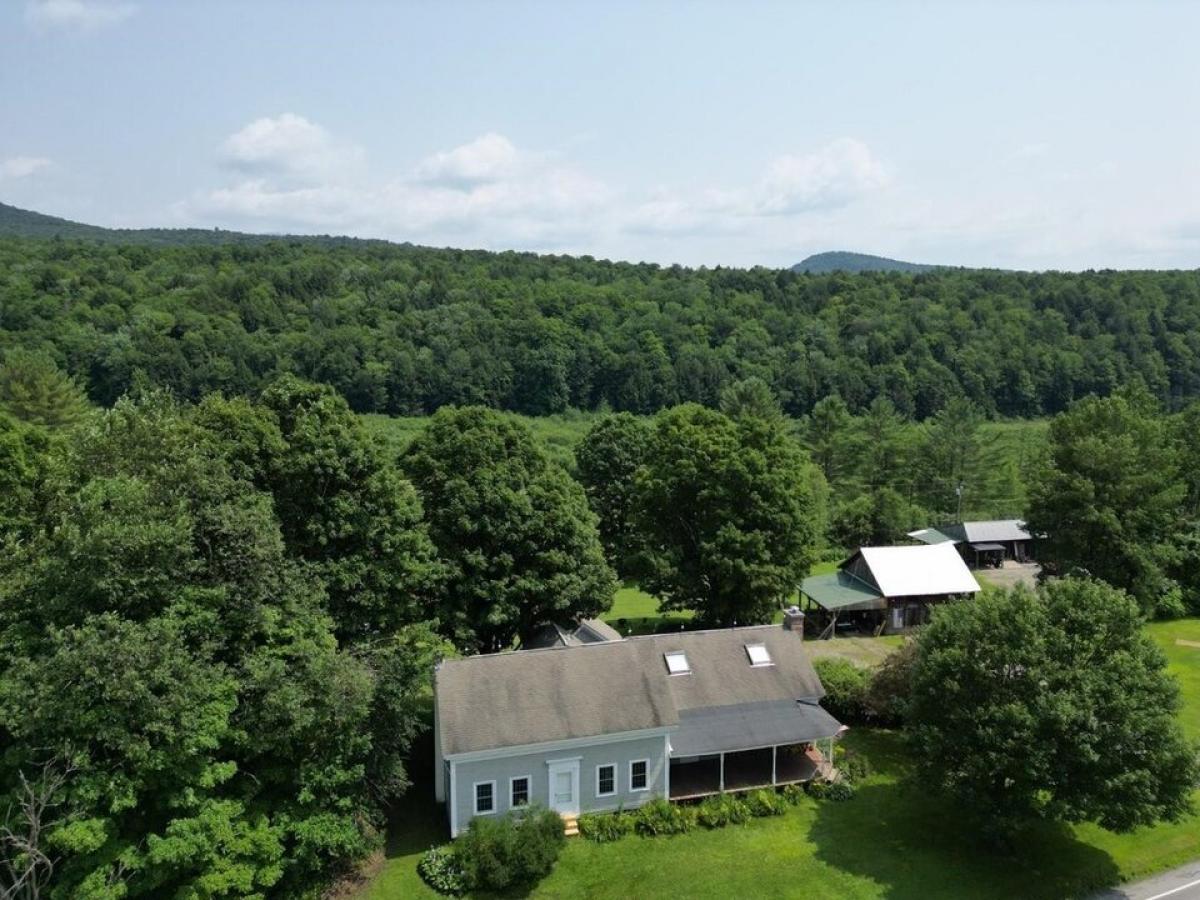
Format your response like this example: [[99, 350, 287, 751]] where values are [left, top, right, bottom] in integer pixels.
[[800, 571, 885, 611], [907, 527, 958, 545]]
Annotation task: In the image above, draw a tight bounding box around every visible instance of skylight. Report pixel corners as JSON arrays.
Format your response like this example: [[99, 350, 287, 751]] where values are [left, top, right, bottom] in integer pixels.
[[664, 651, 691, 675], [745, 643, 773, 667]]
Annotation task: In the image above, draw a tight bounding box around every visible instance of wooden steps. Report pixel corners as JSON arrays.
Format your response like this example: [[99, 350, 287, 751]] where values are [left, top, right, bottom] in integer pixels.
[[562, 814, 579, 837]]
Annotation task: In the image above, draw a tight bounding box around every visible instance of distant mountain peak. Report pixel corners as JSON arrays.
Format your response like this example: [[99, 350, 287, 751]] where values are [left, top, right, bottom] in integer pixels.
[[0, 200, 390, 248], [792, 251, 938, 274]]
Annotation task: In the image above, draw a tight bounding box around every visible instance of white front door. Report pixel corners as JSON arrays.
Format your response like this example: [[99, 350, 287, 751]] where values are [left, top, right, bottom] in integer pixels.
[[547, 759, 580, 816]]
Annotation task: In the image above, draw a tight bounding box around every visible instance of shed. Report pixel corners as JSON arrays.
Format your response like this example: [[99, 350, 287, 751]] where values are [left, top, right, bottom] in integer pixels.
[[801, 542, 980, 637]]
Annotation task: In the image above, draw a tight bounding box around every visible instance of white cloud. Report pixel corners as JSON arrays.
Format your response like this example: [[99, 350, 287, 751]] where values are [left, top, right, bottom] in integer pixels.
[[622, 138, 888, 236], [219, 113, 364, 181], [0, 156, 53, 180], [757, 138, 888, 215], [192, 180, 363, 228], [25, 0, 135, 30], [186, 122, 609, 246], [625, 189, 745, 236], [183, 119, 894, 258], [415, 133, 522, 187]]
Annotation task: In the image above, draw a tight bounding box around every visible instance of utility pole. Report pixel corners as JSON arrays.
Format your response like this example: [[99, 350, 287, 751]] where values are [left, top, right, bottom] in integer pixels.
[[955, 482, 964, 523]]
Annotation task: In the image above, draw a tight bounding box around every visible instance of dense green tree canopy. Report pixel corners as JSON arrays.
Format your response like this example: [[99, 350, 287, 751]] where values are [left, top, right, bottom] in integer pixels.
[[634, 404, 822, 625], [1025, 389, 1184, 612], [574, 412, 653, 575], [0, 348, 93, 428], [4, 238, 1200, 421], [0, 412, 50, 554], [195, 377, 443, 640], [0, 393, 447, 898], [403, 406, 616, 651], [908, 579, 1198, 837]]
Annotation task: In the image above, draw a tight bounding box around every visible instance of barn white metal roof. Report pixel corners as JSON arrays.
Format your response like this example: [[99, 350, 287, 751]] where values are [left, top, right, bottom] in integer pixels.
[[858, 543, 981, 598]]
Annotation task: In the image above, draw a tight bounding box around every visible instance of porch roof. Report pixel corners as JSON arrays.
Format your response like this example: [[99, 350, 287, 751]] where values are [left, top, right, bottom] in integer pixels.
[[800, 571, 885, 611], [669, 699, 843, 757]]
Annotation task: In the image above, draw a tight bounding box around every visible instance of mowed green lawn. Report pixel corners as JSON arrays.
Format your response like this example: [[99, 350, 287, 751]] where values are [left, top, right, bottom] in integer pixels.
[[358, 618, 1200, 900], [603, 561, 841, 637], [603, 583, 694, 635]]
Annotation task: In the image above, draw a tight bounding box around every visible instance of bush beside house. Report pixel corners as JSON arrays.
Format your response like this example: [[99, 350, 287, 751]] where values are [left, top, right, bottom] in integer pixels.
[[418, 805, 565, 896], [633, 798, 699, 836], [812, 657, 871, 723], [814, 643, 917, 727], [579, 780, 847, 845], [578, 809, 636, 842], [696, 793, 752, 828]]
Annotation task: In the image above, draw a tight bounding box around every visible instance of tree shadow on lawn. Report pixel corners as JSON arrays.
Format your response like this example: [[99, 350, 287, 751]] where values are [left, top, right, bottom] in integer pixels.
[[810, 733, 1121, 900], [382, 728, 446, 860], [377, 731, 540, 900]]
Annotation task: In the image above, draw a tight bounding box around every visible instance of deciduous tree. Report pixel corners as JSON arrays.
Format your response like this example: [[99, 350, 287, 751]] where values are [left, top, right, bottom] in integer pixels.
[[575, 412, 652, 575], [908, 579, 1198, 837], [403, 406, 615, 651], [1025, 389, 1184, 613], [634, 404, 820, 625]]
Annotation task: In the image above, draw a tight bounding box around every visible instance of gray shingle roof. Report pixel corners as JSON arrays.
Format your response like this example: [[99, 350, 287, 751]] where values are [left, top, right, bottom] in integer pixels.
[[521, 622, 580, 649], [436, 638, 678, 757], [653, 625, 824, 712], [575, 618, 623, 643], [671, 699, 843, 756], [436, 624, 828, 757], [520, 617, 624, 650]]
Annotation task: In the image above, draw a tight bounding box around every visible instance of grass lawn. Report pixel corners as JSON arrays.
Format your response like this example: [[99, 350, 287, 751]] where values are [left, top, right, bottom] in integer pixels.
[[603, 561, 841, 637], [603, 583, 694, 636], [358, 618, 1200, 900]]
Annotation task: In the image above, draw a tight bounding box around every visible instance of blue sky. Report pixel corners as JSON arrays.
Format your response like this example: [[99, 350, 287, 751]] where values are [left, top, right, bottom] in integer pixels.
[[4, 0, 1200, 269]]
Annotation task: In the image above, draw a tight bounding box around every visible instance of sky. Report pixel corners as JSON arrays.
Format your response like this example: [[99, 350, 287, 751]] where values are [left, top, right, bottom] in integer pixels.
[[3, 0, 1200, 270]]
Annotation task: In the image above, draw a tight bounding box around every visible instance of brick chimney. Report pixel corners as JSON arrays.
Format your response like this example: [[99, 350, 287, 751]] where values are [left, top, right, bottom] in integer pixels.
[[783, 605, 805, 637]]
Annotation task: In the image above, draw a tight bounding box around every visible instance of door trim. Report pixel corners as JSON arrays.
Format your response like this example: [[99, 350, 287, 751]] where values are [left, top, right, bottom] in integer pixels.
[[546, 758, 581, 816]]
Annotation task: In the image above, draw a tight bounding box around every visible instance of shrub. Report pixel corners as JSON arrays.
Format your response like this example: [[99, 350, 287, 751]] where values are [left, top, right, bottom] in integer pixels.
[[781, 783, 807, 805], [865, 638, 918, 725], [417, 845, 471, 896], [824, 781, 856, 801], [813, 657, 871, 724], [633, 798, 697, 836], [806, 778, 856, 802], [696, 793, 751, 828], [456, 804, 565, 891], [744, 788, 787, 817], [834, 746, 872, 784], [578, 809, 634, 843]]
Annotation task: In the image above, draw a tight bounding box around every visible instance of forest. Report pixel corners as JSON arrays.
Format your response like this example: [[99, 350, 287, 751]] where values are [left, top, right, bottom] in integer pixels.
[[3, 237, 1200, 420], [2, 233, 1200, 897]]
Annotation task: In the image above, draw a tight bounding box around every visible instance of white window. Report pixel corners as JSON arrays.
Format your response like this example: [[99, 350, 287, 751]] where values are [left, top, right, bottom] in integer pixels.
[[629, 759, 649, 792], [596, 763, 616, 797], [745, 643, 773, 667], [510, 776, 530, 808], [474, 781, 496, 815], [664, 651, 690, 675]]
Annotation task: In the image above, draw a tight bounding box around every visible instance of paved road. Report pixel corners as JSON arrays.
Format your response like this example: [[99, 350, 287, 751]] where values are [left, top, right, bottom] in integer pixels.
[[1094, 861, 1200, 900]]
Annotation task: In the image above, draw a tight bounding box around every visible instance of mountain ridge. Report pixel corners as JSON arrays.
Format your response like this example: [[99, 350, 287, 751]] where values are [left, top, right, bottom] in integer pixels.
[[792, 250, 941, 274], [0, 200, 393, 248]]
